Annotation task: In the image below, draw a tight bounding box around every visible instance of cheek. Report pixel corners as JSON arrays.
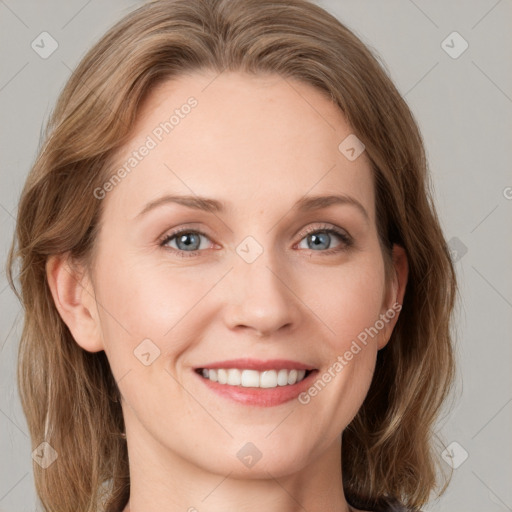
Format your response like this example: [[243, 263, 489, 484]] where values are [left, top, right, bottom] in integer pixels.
[[294, 255, 386, 427], [300, 252, 387, 349], [93, 253, 215, 357]]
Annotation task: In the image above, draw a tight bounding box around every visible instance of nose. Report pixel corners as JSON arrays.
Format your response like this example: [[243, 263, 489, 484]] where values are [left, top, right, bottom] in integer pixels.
[[222, 247, 303, 338]]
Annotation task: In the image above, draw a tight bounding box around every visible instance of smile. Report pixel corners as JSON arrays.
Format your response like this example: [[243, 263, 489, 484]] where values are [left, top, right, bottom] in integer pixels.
[[196, 368, 311, 388], [193, 366, 319, 407]]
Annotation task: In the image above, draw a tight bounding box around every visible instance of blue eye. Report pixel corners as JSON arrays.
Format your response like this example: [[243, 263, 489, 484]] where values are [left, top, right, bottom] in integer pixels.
[[159, 229, 211, 257], [159, 223, 353, 258], [296, 226, 352, 253]]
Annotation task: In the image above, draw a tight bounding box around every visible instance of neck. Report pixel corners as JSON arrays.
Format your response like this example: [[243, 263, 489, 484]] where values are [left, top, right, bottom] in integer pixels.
[[121, 422, 354, 512]]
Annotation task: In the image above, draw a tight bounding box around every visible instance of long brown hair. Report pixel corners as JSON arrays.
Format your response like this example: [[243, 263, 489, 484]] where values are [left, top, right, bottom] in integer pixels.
[[7, 0, 457, 510]]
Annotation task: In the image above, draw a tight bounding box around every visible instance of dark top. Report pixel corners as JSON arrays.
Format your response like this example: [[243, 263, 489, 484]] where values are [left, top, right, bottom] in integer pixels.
[[347, 495, 423, 512]]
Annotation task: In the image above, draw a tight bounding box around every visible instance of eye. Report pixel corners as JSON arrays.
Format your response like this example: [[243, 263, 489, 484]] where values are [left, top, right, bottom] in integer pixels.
[[159, 228, 213, 258], [295, 224, 353, 255]]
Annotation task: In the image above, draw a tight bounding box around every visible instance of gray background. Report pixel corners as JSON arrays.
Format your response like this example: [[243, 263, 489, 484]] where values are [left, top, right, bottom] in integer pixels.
[[1, 1, 511, 511]]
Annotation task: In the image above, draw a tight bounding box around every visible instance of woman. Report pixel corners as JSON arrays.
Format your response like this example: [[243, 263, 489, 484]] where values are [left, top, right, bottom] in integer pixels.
[[7, 0, 457, 511]]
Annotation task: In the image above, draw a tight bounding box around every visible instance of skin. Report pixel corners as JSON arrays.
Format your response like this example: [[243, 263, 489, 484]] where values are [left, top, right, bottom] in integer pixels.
[[47, 70, 408, 512]]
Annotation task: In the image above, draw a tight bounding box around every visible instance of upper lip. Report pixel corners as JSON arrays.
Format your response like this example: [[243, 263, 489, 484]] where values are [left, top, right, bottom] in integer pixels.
[[195, 358, 316, 371]]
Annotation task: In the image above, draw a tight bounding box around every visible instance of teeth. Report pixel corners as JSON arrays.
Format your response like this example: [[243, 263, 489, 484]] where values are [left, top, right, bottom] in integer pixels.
[[200, 368, 308, 388], [227, 368, 241, 385], [217, 369, 228, 384]]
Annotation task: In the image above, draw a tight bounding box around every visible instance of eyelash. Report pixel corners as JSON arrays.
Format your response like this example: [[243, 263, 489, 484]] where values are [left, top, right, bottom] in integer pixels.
[[158, 223, 353, 258]]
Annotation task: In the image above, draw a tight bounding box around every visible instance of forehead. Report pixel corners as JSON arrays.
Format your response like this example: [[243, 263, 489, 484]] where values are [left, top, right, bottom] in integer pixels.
[[103, 71, 375, 222]]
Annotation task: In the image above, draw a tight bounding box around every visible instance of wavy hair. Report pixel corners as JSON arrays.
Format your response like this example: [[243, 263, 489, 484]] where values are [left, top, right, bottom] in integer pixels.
[[7, 0, 457, 510]]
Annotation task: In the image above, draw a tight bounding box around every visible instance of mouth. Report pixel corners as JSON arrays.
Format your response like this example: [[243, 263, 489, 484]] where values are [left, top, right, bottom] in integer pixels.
[[194, 367, 314, 388], [193, 360, 319, 407]]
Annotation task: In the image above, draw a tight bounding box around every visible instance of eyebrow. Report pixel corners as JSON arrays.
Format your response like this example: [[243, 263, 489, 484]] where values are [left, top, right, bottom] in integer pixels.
[[135, 193, 369, 221]]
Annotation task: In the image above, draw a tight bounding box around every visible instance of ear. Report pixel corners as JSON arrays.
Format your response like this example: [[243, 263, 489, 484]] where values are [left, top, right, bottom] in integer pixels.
[[377, 244, 408, 350], [46, 253, 104, 352]]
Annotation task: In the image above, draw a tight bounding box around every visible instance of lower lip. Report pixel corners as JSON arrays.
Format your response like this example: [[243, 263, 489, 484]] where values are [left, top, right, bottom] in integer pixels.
[[194, 370, 318, 407]]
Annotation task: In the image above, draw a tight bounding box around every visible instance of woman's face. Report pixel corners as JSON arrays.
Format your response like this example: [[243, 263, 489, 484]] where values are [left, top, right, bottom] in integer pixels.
[[79, 71, 405, 478]]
